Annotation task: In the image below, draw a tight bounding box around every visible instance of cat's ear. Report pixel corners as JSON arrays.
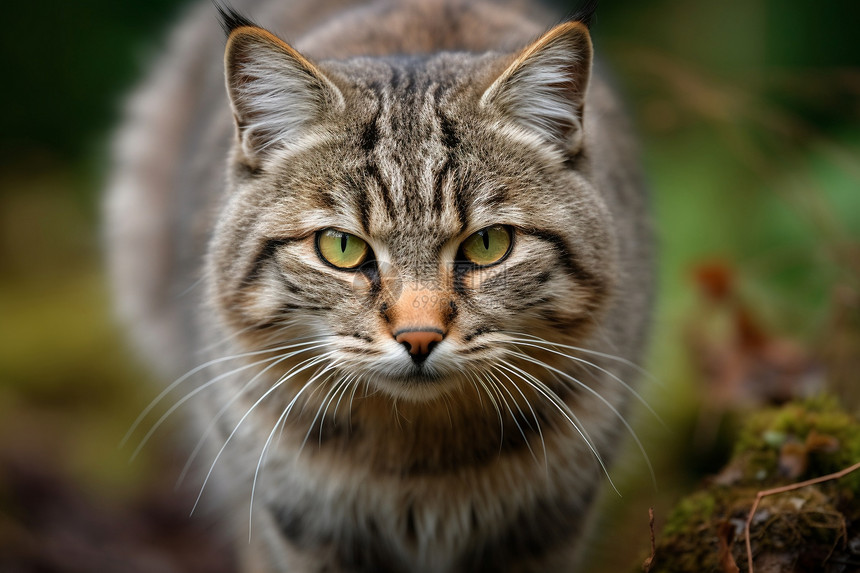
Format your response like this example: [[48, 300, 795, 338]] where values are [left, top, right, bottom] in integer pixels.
[[480, 21, 593, 155], [221, 13, 343, 163]]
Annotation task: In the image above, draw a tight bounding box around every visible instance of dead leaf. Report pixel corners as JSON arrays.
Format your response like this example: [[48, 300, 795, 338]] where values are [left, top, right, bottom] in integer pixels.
[[718, 520, 741, 573]]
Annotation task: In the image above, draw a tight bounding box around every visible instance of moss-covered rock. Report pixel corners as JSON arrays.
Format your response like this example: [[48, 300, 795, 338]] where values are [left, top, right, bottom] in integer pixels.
[[644, 397, 860, 573]]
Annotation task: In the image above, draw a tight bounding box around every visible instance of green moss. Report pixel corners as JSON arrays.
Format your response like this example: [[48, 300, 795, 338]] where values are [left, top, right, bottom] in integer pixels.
[[643, 397, 860, 573], [662, 491, 717, 538], [734, 396, 860, 492]]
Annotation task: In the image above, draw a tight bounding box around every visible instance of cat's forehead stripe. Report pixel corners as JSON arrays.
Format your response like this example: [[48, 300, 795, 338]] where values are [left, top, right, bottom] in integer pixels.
[[353, 59, 465, 238]]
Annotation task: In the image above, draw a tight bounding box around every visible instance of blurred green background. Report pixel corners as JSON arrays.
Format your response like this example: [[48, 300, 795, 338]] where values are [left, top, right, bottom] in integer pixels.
[[0, 0, 858, 571]]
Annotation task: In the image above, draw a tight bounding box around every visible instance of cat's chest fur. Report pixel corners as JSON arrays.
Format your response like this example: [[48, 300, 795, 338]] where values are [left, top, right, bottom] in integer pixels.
[[107, 0, 654, 571]]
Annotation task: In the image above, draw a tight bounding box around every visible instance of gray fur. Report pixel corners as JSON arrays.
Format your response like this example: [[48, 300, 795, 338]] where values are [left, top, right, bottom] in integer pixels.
[[106, 1, 654, 571]]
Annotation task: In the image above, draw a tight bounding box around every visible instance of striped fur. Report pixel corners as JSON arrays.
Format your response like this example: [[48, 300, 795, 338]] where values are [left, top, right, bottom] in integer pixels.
[[106, 1, 654, 571]]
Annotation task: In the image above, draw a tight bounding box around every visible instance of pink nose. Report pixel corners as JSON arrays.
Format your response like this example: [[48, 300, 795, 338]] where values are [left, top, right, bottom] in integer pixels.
[[394, 329, 444, 364]]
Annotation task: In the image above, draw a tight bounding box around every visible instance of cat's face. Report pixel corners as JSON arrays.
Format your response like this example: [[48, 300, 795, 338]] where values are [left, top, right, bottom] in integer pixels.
[[207, 23, 616, 402]]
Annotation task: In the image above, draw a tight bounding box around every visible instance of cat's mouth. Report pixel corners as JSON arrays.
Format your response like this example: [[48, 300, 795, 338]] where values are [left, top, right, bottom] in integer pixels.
[[396, 364, 449, 382], [378, 361, 450, 383], [363, 358, 466, 401]]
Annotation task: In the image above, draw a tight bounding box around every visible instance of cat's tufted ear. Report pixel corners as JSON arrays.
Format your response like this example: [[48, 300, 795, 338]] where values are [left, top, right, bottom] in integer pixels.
[[481, 21, 593, 155], [221, 11, 344, 163]]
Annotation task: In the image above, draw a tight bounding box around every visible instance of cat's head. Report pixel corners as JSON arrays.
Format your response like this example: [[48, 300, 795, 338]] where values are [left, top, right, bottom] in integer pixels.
[[206, 11, 617, 402]]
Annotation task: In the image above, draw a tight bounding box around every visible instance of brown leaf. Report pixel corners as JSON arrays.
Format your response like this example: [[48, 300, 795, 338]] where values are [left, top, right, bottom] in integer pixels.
[[693, 260, 735, 302], [718, 520, 741, 573]]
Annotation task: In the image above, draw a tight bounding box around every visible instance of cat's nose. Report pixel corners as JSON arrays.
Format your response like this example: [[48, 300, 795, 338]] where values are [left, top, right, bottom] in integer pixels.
[[394, 328, 444, 365]]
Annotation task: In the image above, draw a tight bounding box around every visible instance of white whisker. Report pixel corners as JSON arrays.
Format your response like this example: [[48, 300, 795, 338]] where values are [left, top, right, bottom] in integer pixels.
[[485, 369, 539, 464], [191, 351, 336, 516], [122, 337, 325, 447], [249, 360, 341, 539], [500, 331, 659, 385], [175, 341, 332, 486], [469, 376, 485, 412], [498, 338, 663, 427], [135, 340, 331, 461], [299, 369, 347, 453], [488, 365, 547, 470], [466, 369, 503, 444], [195, 323, 264, 356], [331, 374, 357, 423], [346, 375, 363, 432], [441, 393, 454, 429], [495, 359, 618, 493], [132, 354, 280, 461], [505, 350, 656, 489]]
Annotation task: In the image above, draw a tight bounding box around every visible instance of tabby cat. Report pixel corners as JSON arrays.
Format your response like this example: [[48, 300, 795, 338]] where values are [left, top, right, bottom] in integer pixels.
[[107, 0, 654, 571]]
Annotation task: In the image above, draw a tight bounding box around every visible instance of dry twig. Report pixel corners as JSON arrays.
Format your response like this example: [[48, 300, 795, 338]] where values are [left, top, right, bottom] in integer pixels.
[[643, 507, 656, 572], [743, 460, 860, 572]]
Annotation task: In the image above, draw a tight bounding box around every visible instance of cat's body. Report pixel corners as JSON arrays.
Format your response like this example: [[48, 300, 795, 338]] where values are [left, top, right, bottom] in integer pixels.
[[107, 0, 653, 571]]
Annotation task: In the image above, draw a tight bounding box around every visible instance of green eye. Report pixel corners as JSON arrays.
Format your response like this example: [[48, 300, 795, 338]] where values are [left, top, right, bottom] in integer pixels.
[[317, 229, 369, 269], [461, 225, 512, 266]]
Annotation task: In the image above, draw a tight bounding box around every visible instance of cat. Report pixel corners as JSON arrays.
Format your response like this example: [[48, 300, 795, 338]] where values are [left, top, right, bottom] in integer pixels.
[[106, 0, 654, 571]]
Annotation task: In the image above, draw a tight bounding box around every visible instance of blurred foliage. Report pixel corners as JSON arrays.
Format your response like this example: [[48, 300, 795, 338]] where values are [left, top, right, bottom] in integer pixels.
[[0, 0, 187, 172], [0, 0, 858, 571]]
